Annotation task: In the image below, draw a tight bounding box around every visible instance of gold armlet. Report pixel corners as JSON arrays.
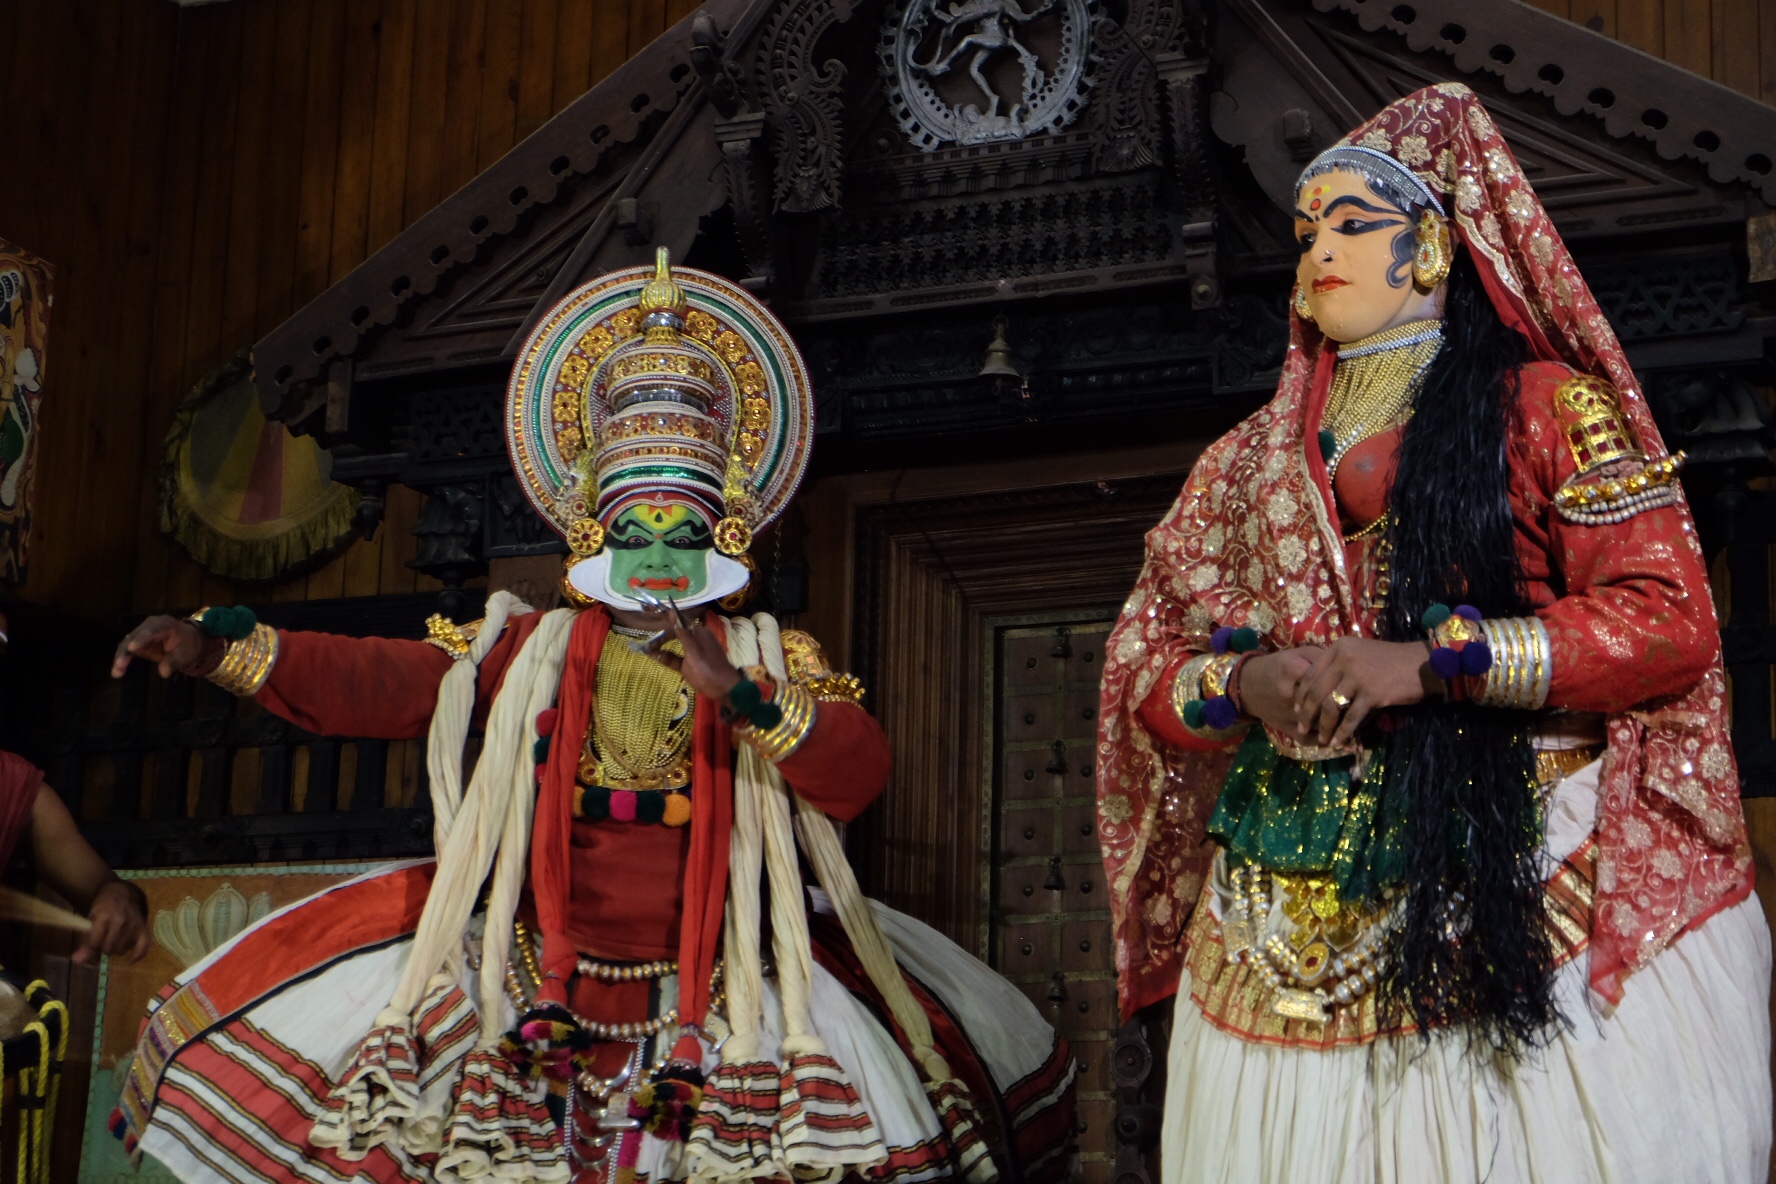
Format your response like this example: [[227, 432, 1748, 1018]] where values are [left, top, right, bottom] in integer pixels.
[[735, 684, 817, 762], [424, 614, 482, 659], [207, 623, 280, 697], [1552, 453, 1684, 526], [803, 673, 865, 705], [1473, 617, 1551, 710]]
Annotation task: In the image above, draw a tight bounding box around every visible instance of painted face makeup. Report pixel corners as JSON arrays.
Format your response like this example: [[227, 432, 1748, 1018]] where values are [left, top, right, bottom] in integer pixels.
[[1294, 169, 1442, 343], [605, 503, 712, 597]]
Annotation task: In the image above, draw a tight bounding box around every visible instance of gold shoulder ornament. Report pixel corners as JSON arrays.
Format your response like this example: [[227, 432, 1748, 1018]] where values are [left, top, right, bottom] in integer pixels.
[[1549, 375, 1685, 526], [424, 614, 484, 660], [780, 628, 867, 705]]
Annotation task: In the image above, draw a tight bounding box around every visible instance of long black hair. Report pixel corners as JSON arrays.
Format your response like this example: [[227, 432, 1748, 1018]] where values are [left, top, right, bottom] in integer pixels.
[[1370, 247, 1559, 1052]]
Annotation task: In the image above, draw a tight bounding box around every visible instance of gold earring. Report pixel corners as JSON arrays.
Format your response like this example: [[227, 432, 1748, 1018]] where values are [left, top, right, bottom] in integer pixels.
[[1412, 210, 1452, 290], [1293, 284, 1315, 322]]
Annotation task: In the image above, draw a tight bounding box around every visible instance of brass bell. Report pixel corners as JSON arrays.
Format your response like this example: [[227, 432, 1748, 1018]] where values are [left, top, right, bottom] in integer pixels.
[[978, 316, 1020, 379]]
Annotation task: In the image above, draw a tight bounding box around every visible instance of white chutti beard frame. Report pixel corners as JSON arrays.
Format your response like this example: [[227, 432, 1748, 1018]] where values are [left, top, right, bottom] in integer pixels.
[[566, 550, 751, 611]]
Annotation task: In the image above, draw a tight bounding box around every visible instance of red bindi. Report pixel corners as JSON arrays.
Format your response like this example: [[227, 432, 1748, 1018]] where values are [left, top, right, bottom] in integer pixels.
[[1310, 198, 1322, 210]]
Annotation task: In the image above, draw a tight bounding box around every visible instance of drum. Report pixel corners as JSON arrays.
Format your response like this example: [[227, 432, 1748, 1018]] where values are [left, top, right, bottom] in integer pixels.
[[0, 975, 66, 1184]]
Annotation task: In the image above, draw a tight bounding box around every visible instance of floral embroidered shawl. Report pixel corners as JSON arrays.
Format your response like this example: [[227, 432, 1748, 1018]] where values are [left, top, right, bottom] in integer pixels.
[[1096, 83, 1752, 1020]]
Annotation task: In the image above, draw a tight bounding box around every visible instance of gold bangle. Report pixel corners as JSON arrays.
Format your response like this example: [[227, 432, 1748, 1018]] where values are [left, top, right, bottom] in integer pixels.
[[1199, 653, 1239, 700], [207, 623, 280, 697], [735, 683, 817, 762], [1475, 617, 1550, 710]]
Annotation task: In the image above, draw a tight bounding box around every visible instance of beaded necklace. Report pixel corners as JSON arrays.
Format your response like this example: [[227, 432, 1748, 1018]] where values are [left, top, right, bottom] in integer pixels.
[[1321, 319, 1443, 542], [1321, 318, 1444, 483]]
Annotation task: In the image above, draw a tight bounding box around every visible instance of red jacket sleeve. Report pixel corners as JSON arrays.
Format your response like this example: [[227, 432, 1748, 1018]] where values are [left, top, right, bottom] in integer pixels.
[[255, 612, 544, 738], [1134, 651, 1240, 752], [774, 700, 891, 823], [1509, 362, 1720, 712]]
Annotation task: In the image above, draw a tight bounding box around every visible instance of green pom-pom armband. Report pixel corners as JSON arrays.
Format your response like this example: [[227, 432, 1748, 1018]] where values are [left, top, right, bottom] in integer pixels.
[[198, 605, 259, 641]]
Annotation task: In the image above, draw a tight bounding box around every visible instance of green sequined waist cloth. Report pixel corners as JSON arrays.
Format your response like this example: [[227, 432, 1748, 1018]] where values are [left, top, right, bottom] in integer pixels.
[[1205, 729, 1404, 904]]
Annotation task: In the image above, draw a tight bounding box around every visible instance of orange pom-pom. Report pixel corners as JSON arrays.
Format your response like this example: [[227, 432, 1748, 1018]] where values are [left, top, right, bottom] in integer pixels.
[[661, 793, 692, 827]]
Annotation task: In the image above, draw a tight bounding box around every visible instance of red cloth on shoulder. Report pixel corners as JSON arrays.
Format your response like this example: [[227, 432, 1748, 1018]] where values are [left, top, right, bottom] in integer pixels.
[[0, 751, 40, 870]]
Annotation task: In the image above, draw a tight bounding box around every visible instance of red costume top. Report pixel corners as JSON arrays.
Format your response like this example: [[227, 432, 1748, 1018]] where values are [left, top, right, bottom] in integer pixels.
[[1134, 358, 1721, 752], [256, 606, 891, 962]]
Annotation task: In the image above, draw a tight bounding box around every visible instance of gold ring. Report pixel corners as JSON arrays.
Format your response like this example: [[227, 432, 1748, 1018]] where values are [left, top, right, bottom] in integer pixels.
[[1329, 690, 1352, 709]]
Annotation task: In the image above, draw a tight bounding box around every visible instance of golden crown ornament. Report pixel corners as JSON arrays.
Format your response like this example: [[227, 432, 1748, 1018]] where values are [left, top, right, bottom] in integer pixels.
[[567, 517, 606, 557], [713, 516, 753, 557], [507, 247, 815, 611]]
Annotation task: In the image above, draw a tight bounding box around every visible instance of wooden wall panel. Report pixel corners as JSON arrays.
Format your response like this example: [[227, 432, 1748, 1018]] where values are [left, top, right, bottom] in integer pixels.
[[1512, 0, 1775, 104], [0, 0, 692, 628]]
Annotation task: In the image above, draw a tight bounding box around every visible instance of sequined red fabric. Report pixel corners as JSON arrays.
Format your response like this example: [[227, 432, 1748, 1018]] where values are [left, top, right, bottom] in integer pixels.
[[1096, 83, 1751, 1019]]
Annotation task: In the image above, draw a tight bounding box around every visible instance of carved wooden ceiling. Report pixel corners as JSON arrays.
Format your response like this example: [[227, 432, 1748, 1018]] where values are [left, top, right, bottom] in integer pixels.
[[244, 0, 1774, 605]]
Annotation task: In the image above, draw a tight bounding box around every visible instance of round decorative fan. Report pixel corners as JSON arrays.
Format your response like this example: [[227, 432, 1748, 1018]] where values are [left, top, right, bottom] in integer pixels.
[[159, 351, 360, 581]]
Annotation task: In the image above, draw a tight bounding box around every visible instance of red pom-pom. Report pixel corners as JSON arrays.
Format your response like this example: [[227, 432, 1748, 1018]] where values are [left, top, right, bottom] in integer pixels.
[[536, 708, 558, 736]]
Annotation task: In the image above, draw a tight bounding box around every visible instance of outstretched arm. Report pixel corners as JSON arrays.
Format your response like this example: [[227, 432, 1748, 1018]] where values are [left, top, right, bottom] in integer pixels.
[[114, 612, 538, 739]]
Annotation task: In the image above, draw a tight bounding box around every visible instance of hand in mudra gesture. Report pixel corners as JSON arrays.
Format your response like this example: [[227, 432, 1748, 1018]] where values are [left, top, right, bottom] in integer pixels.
[[641, 603, 745, 702], [111, 615, 211, 680]]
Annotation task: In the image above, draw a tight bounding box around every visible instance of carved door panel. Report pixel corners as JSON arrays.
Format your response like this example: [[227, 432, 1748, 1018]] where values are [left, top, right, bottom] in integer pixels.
[[995, 620, 1117, 1182]]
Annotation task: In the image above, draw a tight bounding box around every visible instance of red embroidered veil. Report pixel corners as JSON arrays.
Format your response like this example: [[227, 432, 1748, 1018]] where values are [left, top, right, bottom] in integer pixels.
[[1095, 83, 1751, 1019]]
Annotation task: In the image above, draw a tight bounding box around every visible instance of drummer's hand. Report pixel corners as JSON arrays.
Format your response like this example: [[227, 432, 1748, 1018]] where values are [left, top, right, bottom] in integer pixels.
[[649, 606, 744, 701], [112, 615, 211, 680], [75, 880, 150, 966], [1293, 638, 1433, 746]]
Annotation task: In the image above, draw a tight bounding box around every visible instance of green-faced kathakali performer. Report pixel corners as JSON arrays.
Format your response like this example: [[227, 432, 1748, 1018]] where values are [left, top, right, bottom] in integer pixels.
[[112, 251, 1078, 1184]]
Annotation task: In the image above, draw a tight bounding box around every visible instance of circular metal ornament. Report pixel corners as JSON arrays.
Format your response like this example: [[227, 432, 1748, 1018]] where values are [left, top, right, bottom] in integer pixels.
[[713, 515, 753, 557], [508, 264, 815, 539], [880, 0, 1097, 151], [567, 517, 605, 557]]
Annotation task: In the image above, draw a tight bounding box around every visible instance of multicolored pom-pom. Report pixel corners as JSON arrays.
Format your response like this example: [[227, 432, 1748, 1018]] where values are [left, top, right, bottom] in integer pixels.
[[1424, 603, 1491, 685], [1210, 624, 1261, 655], [1202, 696, 1240, 730], [502, 1002, 596, 1082]]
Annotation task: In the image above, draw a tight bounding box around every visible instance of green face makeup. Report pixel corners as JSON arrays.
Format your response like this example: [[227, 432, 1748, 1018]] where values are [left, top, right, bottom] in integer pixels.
[[605, 504, 712, 598]]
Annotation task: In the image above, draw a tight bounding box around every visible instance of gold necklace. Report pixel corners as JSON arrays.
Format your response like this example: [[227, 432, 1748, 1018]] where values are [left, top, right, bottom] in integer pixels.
[[1322, 319, 1443, 483], [581, 634, 695, 790]]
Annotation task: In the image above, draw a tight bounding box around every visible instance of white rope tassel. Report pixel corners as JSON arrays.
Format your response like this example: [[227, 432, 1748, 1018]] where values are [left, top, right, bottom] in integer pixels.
[[719, 616, 768, 1064], [426, 591, 531, 849], [749, 615, 825, 1057], [383, 609, 575, 1023], [474, 653, 561, 1044]]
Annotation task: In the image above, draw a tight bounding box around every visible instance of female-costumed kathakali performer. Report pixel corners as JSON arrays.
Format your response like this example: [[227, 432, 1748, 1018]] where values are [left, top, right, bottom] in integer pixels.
[[1097, 84, 1770, 1184], [110, 251, 1077, 1184]]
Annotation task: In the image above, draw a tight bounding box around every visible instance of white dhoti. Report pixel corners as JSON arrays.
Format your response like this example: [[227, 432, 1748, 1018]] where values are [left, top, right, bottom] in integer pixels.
[[1161, 761, 1773, 1184]]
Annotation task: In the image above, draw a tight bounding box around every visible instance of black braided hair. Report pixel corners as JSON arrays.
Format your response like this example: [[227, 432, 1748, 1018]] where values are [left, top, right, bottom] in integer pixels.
[[1369, 248, 1559, 1052]]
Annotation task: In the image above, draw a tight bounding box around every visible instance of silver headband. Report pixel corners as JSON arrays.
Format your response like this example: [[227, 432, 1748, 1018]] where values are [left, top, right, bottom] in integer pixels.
[[1295, 144, 1444, 215]]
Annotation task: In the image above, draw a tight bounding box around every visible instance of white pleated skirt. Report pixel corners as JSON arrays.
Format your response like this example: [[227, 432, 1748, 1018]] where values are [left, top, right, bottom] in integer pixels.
[[1161, 762, 1774, 1184]]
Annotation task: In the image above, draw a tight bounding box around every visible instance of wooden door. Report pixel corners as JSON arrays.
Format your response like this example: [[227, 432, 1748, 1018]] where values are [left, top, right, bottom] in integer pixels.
[[994, 618, 1119, 1182]]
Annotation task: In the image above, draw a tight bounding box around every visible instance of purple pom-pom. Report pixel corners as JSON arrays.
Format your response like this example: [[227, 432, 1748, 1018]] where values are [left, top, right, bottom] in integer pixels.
[[1453, 604, 1483, 622], [1202, 696, 1239, 730], [1428, 646, 1463, 681], [1209, 626, 1235, 654], [1459, 641, 1493, 676]]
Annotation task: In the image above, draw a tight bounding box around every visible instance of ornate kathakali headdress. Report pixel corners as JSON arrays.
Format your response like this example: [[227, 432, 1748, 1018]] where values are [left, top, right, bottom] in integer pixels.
[[507, 248, 814, 609]]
